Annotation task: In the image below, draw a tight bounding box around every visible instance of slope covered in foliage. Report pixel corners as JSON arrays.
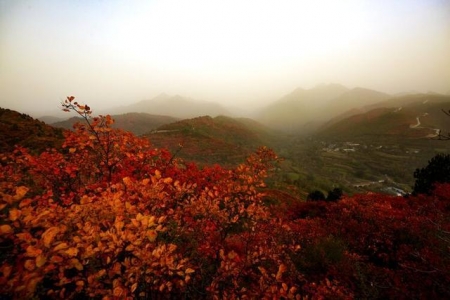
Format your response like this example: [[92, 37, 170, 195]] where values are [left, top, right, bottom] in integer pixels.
[[143, 115, 273, 166], [0, 108, 64, 154], [319, 94, 450, 138], [1, 98, 450, 299]]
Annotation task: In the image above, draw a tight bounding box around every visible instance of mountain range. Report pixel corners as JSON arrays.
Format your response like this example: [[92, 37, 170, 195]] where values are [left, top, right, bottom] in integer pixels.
[[51, 112, 178, 136], [107, 93, 232, 119], [257, 84, 391, 133], [3, 84, 449, 150], [33, 84, 450, 138]]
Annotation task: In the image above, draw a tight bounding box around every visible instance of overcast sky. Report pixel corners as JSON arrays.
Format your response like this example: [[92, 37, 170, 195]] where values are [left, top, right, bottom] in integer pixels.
[[1, 0, 449, 115]]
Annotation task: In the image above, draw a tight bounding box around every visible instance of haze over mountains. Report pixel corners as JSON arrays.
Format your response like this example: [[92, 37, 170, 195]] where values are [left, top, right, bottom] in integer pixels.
[[37, 83, 450, 139]]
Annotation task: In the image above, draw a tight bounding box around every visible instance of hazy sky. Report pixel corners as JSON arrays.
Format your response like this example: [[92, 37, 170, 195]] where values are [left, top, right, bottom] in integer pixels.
[[1, 0, 449, 115]]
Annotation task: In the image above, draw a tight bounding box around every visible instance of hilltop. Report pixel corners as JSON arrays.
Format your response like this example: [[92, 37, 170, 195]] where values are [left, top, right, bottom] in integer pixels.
[[143, 115, 274, 166], [257, 84, 390, 133]]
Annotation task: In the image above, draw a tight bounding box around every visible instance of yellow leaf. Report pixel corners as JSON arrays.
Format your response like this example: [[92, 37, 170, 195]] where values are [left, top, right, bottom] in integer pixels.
[[42, 226, 60, 248], [9, 208, 21, 221], [131, 219, 140, 228], [154, 169, 161, 179], [24, 259, 36, 271], [26, 277, 40, 294], [53, 242, 69, 251], [36, 255, 47, 268], [1, 264, 12, 278], [0, 224, 13, 235], [13, 186, 29, 201], [123, 177, 132, 186], [69, 258, 83, 271], [163, 177, 173, 184], [26, 245, 42, 257], [147, 230, 157, 242], [114, 286, 124, 297], [148, 216, 156, 227], [64, 247, 79, 257], [276, 264, 287, 282], [131, 282, 138, 293], [115, 221, 124, 232], [19, 198, 33, 208], [50, 255, 64, 263], [185, 268, 195, 274], [69, 148, 76, 153], [227, 250, 238, 260], [76, 280, 84, 287], [16, 232, 33, 241]]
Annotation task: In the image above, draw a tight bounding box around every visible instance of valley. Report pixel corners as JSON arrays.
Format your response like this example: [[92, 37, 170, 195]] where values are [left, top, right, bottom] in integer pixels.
[[273, 135, 450, 197]]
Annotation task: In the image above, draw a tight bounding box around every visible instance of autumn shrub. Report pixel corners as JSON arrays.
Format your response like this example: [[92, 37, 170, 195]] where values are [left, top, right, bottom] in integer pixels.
[[0, 98, 305, 299]]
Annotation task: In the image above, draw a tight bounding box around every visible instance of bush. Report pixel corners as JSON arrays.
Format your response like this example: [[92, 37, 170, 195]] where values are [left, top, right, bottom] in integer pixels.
[[413, 153, 450, 195], [307, 190, 326, 201]]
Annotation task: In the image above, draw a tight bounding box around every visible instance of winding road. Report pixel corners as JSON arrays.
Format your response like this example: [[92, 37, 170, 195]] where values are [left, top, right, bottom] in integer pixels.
[[409, 113, 440, 137]]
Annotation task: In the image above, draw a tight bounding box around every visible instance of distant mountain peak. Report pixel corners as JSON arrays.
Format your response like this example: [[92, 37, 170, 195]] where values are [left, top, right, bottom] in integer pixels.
[[312, 83, 348, 90], [113, 94, 231, 119]]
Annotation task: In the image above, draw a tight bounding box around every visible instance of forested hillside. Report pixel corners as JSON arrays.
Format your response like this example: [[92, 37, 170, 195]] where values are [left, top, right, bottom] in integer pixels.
[[0, 108, 64, 153], [143, 115, 275, 166]]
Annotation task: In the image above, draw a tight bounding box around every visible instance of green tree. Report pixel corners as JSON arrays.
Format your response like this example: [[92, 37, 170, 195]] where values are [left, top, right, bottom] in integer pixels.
[[307, 190, 326, 201], [413, 153, 450, 195], [326, 187, 343, 202]]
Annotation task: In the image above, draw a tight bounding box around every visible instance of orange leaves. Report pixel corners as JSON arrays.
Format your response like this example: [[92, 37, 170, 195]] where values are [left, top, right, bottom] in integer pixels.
[[53, 242, 69, 251], [0, 224, 13, 235], [123, 176, 132, 187], [42, 226, 60, 248], [163, 177, 173, 184], [185, 267, 195, 274], [9, 208, 21, 221], [63, 247, 79, 257], [50, 255, 64, 263], [275, 264, 287, 282], [24, 259, 36, 271], [26, 245, 42, 257], [68, 258, 83, 271], [13, 186, 29, 201], [35, 255, 47, 268], [146, 229, 157, 242]]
